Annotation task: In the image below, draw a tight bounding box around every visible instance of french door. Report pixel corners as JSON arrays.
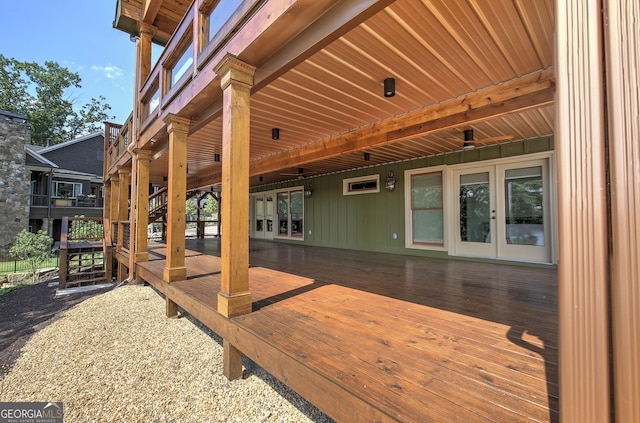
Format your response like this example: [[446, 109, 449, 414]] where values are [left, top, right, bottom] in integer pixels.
[[253, 193, 274, 239], [452, 158, 551, 263]]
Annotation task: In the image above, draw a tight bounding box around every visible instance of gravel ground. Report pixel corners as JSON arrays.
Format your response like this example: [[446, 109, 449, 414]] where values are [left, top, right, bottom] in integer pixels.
[[0, 284, 333, 423]]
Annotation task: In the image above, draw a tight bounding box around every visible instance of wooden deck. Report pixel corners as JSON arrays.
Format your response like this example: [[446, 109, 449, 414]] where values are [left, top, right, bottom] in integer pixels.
[[136, 240, 558, 423]]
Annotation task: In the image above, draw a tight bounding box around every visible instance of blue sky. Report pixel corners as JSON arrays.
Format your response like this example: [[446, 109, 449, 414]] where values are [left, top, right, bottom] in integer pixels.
[[0, 1, 139, 124]]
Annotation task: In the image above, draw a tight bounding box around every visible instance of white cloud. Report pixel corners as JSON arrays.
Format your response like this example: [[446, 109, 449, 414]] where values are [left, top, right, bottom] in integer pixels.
[[91, 64, 124, 80]]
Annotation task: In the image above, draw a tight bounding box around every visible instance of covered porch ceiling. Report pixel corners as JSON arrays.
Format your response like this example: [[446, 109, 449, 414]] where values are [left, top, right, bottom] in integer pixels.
[[120, 0, 555, 189]]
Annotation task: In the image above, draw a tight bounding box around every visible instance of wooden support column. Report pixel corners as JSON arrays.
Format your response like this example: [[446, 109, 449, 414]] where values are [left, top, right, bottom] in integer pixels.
[[604, 1, 640, 422], [214, 193, 221, 236], [556, 1, 610, 422], [116, 168, 130, 254], [107, 175, 119, 281], [138, 22, 154, 85], [103, 180, 112, 223], [109, 175, 119, 247], [116, 169, 130, 282], [214, 54, 255, 319], [127, 157, 138, 280], [214, 54, 254, 381], [162, 114, 190, 283], [133, 151, 152, 262], [103, 180, 113, 281]]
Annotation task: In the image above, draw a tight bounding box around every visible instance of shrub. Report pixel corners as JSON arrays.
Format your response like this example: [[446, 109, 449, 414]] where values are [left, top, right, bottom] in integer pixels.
[[9, 230, 54, 283]]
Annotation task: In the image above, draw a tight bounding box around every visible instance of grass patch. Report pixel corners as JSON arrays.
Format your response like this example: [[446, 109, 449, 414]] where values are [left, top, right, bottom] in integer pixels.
[[0, 283, 30, 297]]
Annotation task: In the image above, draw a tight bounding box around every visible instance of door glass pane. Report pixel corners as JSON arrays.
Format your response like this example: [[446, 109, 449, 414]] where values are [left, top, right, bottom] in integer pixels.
[[265, 196, 273, 233], [277, 192, 289, 235], [290, 191, 303, 237], [504, 166, 544, 245], [255, 197, 264, 232], [459, 172, 491, 243]]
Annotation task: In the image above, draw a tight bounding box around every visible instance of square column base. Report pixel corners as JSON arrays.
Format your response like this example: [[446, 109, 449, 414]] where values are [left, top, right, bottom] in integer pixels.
[[217, 291, 252, 318], [135, 251, 149, 262], [163, 266, 187, 282]]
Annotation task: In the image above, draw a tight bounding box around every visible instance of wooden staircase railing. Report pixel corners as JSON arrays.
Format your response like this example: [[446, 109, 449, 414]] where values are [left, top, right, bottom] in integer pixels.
[[59, 217, 111, 289], [149, 187, 168, 222]]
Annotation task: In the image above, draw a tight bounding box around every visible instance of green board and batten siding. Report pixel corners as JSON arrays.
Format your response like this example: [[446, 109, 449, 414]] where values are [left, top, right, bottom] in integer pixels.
[[252, 137, 554, 262]]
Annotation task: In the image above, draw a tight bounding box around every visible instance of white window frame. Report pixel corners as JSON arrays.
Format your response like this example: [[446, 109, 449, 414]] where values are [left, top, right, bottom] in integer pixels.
[[404, 165, 448, 251], [343, 174, 380, 196]]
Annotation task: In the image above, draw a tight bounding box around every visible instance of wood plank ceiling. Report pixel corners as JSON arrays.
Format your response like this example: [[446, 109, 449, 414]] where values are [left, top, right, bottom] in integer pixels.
[[138, 0, 555, 189]]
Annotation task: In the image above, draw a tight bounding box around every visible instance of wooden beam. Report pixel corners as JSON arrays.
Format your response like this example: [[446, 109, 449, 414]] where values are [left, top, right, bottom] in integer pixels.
[[214, 54, 255, 319], [116, 0, 142, 23], [143, 0, 163, 24], [162, 114, 190, 282], [244, 69, 552, 173]]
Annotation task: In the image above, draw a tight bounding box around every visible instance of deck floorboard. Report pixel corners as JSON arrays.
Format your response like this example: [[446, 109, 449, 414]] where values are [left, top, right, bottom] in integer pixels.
[[136, 240, 558, 422]]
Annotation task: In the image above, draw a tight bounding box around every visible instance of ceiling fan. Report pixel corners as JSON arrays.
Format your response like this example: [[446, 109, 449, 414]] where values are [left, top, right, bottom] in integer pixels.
[[279, 167, 317, 179], [450, 129, 514, 150]]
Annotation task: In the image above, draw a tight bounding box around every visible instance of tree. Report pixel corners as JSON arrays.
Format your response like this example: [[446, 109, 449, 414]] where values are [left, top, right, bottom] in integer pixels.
[[203, 193, 218, 217], [186, 195, 197, 220], [9, 229, 54, 283], [0, 55, 114, 146]]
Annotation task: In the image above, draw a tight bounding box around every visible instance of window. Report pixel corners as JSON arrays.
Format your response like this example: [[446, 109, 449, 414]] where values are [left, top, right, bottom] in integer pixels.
[[141, 79, 160, 119], [52, 181, 82, 198], [405, 167, 446, 250], [276, 189, 304, 239], [411, 172, 444, 245], [170, 43, 193, 87], [204, 0, 239, 43], [343, 174, 380, 195]]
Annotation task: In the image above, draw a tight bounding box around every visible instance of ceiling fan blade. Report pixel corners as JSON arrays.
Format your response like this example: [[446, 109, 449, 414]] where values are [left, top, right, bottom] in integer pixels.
[[449, 132, 514, 145], [280, 169, 318, 176], [473, 135, 514, 144]]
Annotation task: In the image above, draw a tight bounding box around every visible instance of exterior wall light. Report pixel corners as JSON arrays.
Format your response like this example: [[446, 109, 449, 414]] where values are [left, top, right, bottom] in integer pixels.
[[304, 183, 313, 198], [385, 171, 396, 191]]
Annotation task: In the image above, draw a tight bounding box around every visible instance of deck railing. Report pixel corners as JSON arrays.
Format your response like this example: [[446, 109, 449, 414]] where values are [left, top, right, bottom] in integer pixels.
[[30, 194, 104, 208], [104, 2, 262, 176], [104, 114, 133, 173], [138, 0, 261, 133], [149, 187, 168, 221]]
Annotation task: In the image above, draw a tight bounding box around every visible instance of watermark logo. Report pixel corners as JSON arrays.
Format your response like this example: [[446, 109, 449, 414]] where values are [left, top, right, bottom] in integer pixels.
[[0, 402, 63, 423]]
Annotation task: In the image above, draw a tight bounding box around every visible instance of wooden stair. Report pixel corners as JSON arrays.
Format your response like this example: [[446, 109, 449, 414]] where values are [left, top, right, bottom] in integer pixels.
[[59, 217, 111, 289]]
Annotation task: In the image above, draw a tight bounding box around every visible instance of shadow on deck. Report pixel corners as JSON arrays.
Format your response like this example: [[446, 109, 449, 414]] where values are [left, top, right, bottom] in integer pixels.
[[136, 239, 558, 422]]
